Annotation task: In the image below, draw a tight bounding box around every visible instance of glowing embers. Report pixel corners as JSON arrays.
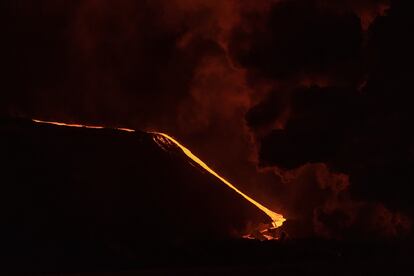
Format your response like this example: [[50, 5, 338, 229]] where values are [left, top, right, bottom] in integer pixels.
[[151, 132, 286, 229], [243, 223, 286, 241]]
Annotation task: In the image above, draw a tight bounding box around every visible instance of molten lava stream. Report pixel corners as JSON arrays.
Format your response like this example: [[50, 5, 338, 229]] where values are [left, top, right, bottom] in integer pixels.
[[151, 132, 285, 229], [32, 119, 285, 231]]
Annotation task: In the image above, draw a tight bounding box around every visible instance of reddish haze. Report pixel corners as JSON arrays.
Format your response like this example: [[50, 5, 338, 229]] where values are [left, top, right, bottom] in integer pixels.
[[3, 0, 413, 239]]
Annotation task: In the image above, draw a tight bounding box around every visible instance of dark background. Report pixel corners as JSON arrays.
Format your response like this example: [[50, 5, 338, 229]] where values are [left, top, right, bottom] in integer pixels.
[[1, 0, 414, 241]]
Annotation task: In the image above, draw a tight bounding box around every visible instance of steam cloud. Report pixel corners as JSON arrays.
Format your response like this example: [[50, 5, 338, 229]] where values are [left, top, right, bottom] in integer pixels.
[[2, 0, 413, 239]]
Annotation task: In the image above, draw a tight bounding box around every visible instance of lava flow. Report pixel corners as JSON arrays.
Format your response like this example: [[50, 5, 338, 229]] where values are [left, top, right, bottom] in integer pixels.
[[32, 119, 286, 229], [32, 119, 135, 132], [151, 132, 286, 228]]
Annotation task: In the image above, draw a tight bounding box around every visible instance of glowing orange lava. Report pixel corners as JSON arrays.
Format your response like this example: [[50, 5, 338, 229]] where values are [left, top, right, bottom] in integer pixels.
[[32, 119, 135, 132], [32, 119, 285, 229], [151, 132, 285, 228]]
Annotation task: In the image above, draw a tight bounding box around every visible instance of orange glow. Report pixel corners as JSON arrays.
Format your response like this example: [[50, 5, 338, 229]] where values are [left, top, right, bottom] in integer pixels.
[[32, 119, 105, 129], [32, 119, 285, 229], [32, 119, 136, 133], [116, 127, 136, 132], [151, 132, 285, 228]]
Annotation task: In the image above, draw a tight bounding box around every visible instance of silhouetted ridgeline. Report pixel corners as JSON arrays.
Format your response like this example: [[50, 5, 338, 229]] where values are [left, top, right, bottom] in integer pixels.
[[0, 117, 268, 272]]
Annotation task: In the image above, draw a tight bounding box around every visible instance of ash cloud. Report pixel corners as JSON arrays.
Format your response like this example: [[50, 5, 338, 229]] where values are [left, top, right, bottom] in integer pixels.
[[229, 0, 363, 82], [236, 0, 414, 238]]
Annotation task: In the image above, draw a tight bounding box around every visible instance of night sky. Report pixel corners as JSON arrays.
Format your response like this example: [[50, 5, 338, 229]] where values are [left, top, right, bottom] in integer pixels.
[[2, 0, 414, 240]]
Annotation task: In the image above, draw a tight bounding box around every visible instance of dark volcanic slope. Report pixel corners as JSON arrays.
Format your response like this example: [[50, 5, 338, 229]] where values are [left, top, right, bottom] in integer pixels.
[[0, 118, 269, 271]]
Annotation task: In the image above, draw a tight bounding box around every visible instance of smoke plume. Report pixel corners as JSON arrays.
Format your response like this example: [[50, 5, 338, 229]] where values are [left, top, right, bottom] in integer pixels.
[[2, 0, 413, 239]]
